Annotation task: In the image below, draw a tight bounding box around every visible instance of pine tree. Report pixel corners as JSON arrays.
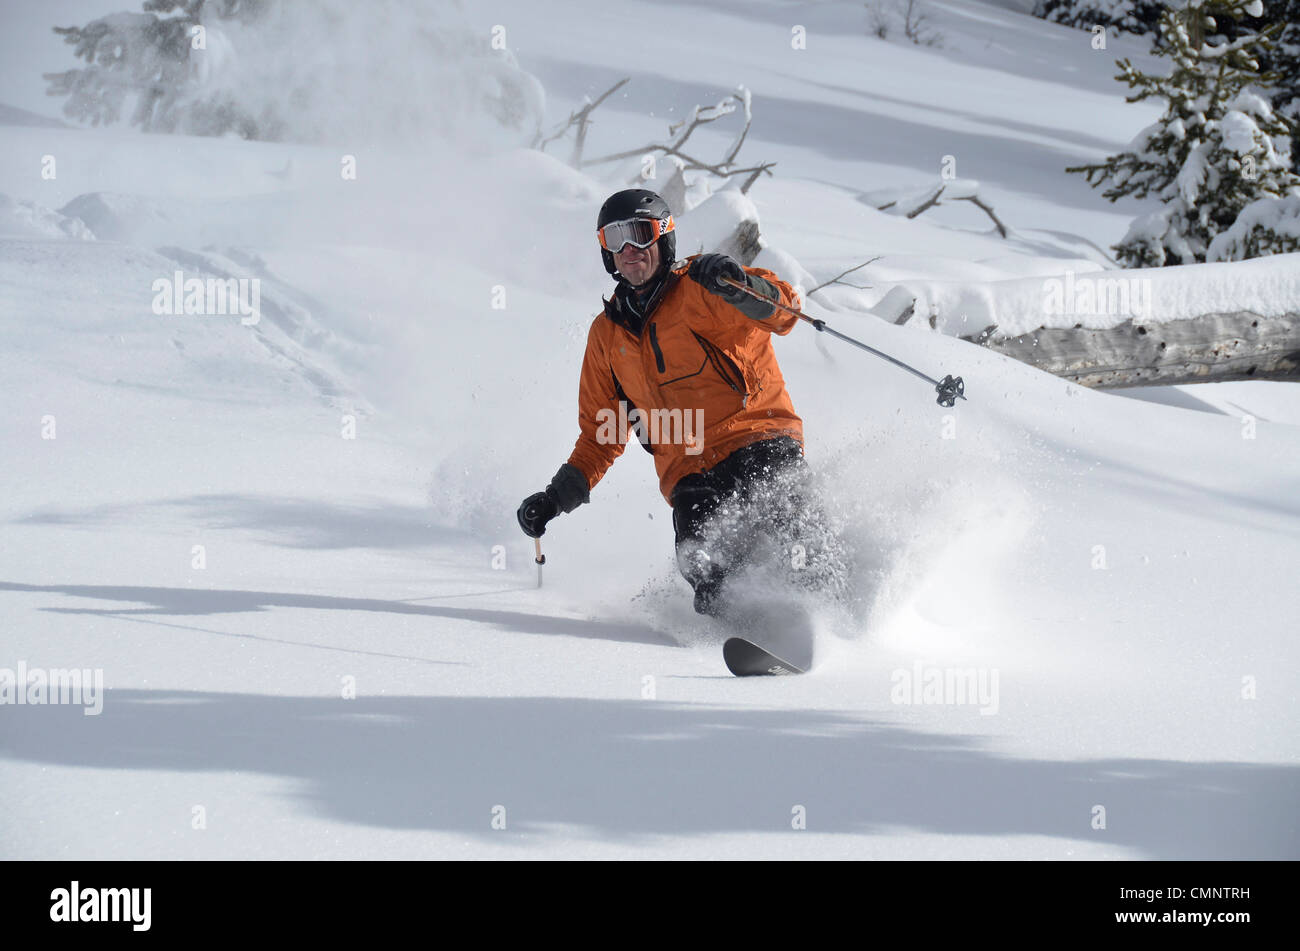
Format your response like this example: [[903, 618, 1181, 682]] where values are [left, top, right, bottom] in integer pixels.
[[1257, 0, 1299, 172], [1068, 1, 1300, 266], [1198, 0, 1299, 170], [1206, 193, 1300, 259], [43, 0, 272, 137], [43, 0, 545, 146], [1032, 0, 1165, 40]]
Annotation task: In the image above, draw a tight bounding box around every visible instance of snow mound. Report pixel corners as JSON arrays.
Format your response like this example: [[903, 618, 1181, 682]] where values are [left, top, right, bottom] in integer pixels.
[[0, 193, 93, 241], [0, 102, 68, 128]]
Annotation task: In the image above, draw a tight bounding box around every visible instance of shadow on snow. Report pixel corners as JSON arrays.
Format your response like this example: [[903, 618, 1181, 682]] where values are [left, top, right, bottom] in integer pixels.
[[0, 687, 1295, 858]]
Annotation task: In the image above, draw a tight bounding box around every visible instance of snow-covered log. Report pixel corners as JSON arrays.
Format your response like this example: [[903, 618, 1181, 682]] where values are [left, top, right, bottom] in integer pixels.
[[963, 311, 1300, 388], [676, 190, 765, 265], [718, 218, 762, 266]]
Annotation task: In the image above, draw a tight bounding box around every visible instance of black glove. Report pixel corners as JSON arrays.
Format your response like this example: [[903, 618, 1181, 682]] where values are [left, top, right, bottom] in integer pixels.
[[516, 463, 591, 538], [688, 253, 747, 302], [517, 489, 559, 538]]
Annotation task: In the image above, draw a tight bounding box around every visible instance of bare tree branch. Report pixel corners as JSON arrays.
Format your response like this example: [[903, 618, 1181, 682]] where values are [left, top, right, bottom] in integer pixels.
[[533, 77, 629, 165], [957, 194, 1009, 238], [875, 181, 1008, 238], [902, 0, 941, 47], [737, 162, 777, 194], [808, 257, 882, 294], [903, 184, 946, 218], [718, 87, 752, 168], [535, 81, 772, 194], [582, 87, 758, 179]]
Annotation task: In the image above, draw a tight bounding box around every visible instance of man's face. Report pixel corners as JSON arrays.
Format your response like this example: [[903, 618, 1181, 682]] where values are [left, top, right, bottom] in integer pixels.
[[613, 239, 660, 288]]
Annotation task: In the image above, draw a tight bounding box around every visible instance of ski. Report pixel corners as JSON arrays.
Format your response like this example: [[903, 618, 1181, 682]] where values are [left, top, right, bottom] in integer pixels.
[[723, 636, 808, 677], [714, 594, 816, 676]]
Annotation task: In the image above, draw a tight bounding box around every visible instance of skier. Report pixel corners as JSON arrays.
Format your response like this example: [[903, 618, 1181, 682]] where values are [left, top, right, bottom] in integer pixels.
[[516, 188, 843, 616]]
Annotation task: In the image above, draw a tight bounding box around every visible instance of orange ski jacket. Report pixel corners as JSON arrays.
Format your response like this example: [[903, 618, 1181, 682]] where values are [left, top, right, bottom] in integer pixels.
[[567, 258, 805, 505]]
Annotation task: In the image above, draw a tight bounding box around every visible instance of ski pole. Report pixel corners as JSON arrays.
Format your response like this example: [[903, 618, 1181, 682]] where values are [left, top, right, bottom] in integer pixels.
[[718, 275, 966, 408], [534, 537, 545, 588]]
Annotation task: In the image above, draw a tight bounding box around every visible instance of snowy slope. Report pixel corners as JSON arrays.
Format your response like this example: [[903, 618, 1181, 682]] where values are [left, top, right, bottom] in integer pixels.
[[1, 0, 1298, 860]]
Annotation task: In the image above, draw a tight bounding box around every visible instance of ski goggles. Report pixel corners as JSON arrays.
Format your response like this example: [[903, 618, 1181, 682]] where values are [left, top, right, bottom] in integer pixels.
[[597, 215, 674, 252]]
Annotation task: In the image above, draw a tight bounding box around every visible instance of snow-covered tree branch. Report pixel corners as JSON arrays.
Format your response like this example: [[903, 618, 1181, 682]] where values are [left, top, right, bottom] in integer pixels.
[[538, 82, 775, 194], [44, 0, 545, 145], [1068, 1, 1300, 266]]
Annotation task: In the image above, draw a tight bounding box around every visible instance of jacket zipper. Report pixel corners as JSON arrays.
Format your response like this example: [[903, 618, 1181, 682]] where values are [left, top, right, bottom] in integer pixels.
[[691, 331, 749, 407], [648, 322, 667, 373]]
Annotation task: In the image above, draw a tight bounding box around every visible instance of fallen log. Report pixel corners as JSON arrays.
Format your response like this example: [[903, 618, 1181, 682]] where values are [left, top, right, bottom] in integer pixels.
[[961, 311, 1300, 388]]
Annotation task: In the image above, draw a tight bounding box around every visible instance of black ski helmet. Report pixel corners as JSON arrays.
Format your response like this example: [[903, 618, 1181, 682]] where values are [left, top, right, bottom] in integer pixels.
[[597, 188, 676, 280]]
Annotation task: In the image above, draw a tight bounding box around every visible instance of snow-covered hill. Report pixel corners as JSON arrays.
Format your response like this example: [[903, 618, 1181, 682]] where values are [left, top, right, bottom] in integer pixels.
[[1, 0, 1297, 859]]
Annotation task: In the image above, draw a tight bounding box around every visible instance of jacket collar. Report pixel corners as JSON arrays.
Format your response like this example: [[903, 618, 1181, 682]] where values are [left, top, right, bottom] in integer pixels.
[[603, 268, 679, 335]]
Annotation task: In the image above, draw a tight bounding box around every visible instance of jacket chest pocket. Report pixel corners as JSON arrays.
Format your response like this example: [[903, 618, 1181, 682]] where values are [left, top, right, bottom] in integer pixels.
[[647, 321, 749, 407]]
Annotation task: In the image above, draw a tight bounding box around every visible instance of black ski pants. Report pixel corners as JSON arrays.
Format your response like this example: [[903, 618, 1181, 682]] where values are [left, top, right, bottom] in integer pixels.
[[669, 436, 842, 598]]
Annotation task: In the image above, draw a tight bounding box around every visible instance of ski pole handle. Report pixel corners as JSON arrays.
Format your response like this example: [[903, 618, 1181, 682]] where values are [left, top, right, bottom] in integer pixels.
[[718, 275, 823, 328]]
